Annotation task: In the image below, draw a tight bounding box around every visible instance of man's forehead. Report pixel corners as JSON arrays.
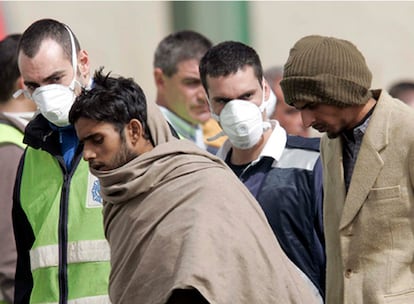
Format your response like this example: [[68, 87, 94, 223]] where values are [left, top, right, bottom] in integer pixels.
[[207, 65, 257, 81], [175, 59, 200, 74], [18, 40, 72, 81], [207, 70, 260, 93], [76, 118, 111, 139], [20, 37, 67, 57]]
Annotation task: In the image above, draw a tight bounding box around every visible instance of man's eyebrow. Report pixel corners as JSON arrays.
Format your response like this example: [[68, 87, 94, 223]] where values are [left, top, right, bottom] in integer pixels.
[[211, 89, 257, 103], [78, 133, 96, 144], [43, 70, 66, 82], [236, 89, 256, 99], [24, 70, 66, 88]]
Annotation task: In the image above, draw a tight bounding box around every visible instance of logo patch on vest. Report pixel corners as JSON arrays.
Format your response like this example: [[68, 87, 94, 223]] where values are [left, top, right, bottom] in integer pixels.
[[86, 173, 103, 208]]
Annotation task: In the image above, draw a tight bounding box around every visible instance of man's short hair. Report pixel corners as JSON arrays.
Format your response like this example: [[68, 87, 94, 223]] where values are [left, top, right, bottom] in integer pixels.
[[0, 34, 21, 103], [18, 18, 80, 61], [199, 41, 264, 93], [153, 30, 212, 77]]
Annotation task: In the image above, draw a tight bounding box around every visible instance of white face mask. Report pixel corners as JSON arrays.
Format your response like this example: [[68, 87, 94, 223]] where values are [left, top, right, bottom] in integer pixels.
[[32, 26, 79, 127], [206, 78, 271, 149], [219, 99, 266, 149], [218, 82, 271, 149], [31, 78, 78, 127]]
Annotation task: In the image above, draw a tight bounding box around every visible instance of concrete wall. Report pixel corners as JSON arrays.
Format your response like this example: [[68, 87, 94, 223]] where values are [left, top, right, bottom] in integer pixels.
[[2, 1, 171, 103], [251, 1, 414, 89], [3, 1, 414, 100]]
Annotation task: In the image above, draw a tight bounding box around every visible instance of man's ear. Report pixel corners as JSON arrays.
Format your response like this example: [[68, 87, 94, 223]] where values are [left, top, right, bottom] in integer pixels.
[[127, 119, 144, 146], [15, 76, 25, 90], [78, 49, 90, 82], [153, 68, 165, 90]]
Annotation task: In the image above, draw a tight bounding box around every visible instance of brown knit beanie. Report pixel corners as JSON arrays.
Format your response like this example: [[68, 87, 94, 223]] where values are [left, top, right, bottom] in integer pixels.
[[280, 35, 372, 107]]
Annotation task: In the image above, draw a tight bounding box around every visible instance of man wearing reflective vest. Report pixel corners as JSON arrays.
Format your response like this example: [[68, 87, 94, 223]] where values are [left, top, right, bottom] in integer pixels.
[[12, 19, 110, 304]]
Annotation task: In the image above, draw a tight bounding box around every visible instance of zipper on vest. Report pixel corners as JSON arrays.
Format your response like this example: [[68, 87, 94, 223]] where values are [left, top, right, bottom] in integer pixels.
[[57, 152, 82, 303], [57, 150, 82, 304], [58, 172, 69, 304]]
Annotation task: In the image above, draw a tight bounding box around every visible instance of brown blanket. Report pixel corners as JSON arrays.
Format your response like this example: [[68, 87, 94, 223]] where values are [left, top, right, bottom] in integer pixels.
[[91, 99, 320, 304]]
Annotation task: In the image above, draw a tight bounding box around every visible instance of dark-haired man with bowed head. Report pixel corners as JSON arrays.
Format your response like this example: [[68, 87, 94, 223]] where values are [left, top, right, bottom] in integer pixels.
[[69, 69, 322, 304]]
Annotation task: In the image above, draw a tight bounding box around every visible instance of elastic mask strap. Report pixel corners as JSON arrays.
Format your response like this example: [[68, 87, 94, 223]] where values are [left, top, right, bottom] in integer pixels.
[[258, 78, 268, 112], [205, 93, 220, 121], [13, 89, 31, 99], [64, 25, 78, 89]]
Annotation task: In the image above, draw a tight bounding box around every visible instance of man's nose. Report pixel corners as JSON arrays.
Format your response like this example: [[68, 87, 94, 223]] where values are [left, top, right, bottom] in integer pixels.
[[82, 144, 96, 162], [196, 85, 208, 103]]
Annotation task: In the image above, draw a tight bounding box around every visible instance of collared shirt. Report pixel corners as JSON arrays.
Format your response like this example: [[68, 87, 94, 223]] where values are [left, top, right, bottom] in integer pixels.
[[341, 106, 375, 192], [158, 106, 206, 150], [218, 121, 287, 196]]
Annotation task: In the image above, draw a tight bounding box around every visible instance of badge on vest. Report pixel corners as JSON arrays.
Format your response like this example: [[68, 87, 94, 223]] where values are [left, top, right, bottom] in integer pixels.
[[86, 173, 103, 208]]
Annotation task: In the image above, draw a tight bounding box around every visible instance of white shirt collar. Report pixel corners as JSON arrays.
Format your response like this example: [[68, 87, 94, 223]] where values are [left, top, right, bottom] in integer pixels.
[[217, 120, 287, 163]]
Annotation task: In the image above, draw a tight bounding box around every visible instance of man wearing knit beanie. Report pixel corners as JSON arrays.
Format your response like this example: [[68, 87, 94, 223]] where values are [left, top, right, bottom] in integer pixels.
[[281, 35, 414, 304]]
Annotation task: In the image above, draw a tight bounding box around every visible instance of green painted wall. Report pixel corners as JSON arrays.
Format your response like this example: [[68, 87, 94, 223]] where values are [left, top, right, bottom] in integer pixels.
[[171, 1, 250, 44]]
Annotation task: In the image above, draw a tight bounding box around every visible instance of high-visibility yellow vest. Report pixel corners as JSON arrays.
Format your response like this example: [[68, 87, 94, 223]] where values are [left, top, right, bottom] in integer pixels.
[[0, 123, 25, 149], [20, 147, 110, 304], [0, 123, 25, 304]]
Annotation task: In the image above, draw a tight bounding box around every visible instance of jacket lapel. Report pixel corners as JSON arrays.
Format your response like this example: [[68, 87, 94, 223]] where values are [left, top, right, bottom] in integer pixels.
[[339, 91, 390, 229], [324, 137, 347, 219]]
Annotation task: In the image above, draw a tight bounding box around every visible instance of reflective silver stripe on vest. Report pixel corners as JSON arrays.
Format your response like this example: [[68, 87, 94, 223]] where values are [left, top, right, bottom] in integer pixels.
[[39, 294, 111, 304], [30, 240, 110, 271]]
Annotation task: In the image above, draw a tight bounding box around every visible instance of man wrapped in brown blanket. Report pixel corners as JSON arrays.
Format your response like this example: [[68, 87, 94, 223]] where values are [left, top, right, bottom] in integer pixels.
[[69, 69, 321, 304]]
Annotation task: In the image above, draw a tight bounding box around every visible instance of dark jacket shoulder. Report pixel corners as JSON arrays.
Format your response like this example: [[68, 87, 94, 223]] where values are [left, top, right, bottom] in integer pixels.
[[286, 135, 320, 152]]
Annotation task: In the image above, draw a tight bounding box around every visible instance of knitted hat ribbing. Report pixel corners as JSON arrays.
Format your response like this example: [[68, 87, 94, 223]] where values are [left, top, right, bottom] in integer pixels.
[[280, 35, 372, 107]]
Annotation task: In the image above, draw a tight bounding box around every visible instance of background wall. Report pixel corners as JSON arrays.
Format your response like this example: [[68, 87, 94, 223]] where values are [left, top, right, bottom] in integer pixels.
[[251, 1, 414, 89], [2, 1, 414, 102], [1, 1, 170, 103]]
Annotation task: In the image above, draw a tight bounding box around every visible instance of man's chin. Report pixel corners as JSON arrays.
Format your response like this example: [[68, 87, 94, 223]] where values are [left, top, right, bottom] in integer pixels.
[[326, 131, 340, 139], [90, 163, 105, 171], [197, 113, 212, 124]]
